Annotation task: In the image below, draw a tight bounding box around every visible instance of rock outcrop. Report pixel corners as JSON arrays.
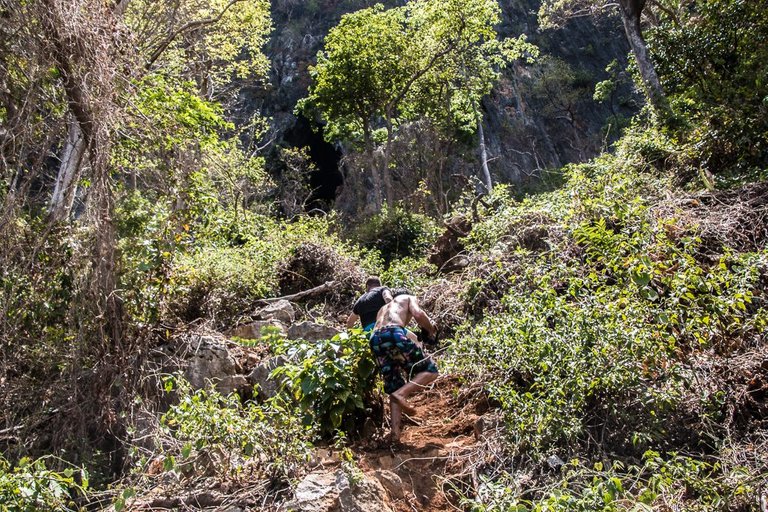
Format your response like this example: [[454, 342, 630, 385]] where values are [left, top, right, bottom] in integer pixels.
[[284, 469, 392, 512]]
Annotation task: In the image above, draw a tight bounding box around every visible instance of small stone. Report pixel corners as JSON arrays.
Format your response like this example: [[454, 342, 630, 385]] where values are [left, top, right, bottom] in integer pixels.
[[374, 470, 405, 500], [546, 454, 565, 471], [337, 471, 392, 512], [473, 412, 501, 440]]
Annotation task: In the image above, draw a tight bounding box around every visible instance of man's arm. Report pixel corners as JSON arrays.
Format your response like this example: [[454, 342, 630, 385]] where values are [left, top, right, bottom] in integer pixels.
[[408, 296, 436, 336], [382, 288, 393, 303], [346, 312, 359, 328]]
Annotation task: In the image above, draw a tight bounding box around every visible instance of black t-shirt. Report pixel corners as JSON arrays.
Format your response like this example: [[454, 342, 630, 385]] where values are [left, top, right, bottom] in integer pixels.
[[352, 286, 391, 328]]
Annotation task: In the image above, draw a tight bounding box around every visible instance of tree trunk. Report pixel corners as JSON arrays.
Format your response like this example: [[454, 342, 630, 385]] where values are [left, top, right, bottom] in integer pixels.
[[363, 127, 383, 211], [382, 122, 395, 206], [477, 114, 492, 194], [618, 0, 667, 116], [49, 116, 87, 222]]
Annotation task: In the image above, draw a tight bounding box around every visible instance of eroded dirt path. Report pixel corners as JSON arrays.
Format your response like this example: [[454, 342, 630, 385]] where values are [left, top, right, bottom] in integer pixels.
[[356, 375, 490, 511]]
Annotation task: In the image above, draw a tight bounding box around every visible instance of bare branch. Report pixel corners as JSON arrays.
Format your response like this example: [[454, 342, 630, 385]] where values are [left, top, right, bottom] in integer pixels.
[[145, 0, 243, 69]]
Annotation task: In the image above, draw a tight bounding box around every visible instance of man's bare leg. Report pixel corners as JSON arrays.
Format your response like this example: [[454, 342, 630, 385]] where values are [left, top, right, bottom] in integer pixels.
[[389, 396, 403, 442], [389, 371, 438, 434]]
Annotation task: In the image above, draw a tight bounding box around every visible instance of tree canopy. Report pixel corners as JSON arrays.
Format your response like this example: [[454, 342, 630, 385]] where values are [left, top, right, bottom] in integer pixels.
[[299, 0, 536, 208]]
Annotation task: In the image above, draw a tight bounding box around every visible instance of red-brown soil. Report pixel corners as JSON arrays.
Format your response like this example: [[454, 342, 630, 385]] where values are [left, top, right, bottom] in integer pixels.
[[356, 375, 491, 511]]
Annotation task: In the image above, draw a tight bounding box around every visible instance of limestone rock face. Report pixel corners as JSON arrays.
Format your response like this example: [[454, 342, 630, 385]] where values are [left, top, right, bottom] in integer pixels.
[[257, 0, 638, 219], [256, 299, 296, 325], [288, 321, 340, 342], [247, 355, 288, 400], [184, 335, 238, 390], [182, 334, 252, 395], [283, 470, 392, 512]]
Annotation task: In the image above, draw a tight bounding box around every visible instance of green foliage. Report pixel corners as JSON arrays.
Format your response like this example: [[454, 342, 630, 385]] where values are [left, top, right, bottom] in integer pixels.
[[352, 204, 439, 266], [157, 378, 311, 481], [115, 190, 174, 325], [648, 0, 768, 183], [527, 56, 592, 124], [468, 451, 755, 511], [124, 0, 272, 85], [272, 330, 378, 437], [0, 455, 88, 512], [380, 256, 437, 292], [298, 0, 536, 164], [450, 132, 767, 508], [131, 76, 232, 151], [168, 213, 376, 325]]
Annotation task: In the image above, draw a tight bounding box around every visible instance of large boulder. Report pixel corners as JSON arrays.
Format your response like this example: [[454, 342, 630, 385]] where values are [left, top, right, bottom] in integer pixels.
[[182, 334, 251, 395], [227, 319, 287, 340], [288, 321, 340, 342], [255, 299, 296, 325], [184, 335, 238, 389]]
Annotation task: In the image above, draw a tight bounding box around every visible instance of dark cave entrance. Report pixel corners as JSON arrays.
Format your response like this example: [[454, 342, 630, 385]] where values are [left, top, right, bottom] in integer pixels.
[[284, 116, 343, 208]]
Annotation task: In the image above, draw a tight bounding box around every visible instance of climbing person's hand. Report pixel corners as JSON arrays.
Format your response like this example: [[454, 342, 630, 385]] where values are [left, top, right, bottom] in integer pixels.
[[417, 328, 439, 347]]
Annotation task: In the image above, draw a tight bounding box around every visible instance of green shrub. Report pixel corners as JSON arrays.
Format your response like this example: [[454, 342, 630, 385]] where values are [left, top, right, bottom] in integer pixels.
[[168, 213, 377, 326], [648, 0, 768, 184], [155, 378, 311, 481], [272, 330, 379, 438], [467, 450, 756, 511], [352, 204, 439, 266], [380, 256, 436, 292], [448, 146, 767, 508], [0, 455, 88, 512]]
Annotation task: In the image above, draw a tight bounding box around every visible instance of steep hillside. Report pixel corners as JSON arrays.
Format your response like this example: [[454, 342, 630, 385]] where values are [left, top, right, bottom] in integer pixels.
[[88, 127, 766, 511]]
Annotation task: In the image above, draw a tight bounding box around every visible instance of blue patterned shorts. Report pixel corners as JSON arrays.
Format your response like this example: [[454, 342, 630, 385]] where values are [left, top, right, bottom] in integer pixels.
[[369, 326, 438, 394]]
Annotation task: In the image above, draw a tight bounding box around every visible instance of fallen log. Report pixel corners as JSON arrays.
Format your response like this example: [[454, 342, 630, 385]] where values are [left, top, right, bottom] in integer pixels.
[[256, 280, 338, 305]]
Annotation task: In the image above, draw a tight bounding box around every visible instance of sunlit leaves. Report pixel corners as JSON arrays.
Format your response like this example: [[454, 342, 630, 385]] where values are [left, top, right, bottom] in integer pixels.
[[299, 0, 536, 145]]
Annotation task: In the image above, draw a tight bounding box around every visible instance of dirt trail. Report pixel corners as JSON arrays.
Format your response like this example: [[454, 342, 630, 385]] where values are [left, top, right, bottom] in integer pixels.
[[356, 375, 490, 511]]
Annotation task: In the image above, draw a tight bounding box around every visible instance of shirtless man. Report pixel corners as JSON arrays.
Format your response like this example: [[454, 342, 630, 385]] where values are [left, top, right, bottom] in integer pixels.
[[369, 289, 439, 443]]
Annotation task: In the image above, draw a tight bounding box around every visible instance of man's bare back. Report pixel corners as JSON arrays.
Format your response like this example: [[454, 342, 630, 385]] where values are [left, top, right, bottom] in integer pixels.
[[373, 294, 435, 335]]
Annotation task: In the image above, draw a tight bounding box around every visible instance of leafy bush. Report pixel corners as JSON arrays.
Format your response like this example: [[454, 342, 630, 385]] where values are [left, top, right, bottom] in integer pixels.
[[447, 144, 767, 508], [468, 451, 756, 511], [272, 330, 379, 437], [648, 0, 768, 184], [168, 213, 376, 326], [0, 455, 88, 512], [352, 204, 439, 266], [156, 378, 312, 481], [380, 255, 436, 292]]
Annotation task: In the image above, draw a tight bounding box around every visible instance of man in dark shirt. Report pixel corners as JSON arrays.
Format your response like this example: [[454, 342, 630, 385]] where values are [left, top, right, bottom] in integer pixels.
[[346, 276, 393, 333]]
